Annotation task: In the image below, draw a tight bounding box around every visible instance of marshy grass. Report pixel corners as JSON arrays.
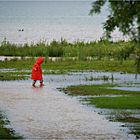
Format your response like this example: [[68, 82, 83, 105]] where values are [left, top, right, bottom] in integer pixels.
[[106, 110, 140, 122], [64, 83, 140, 138], [0, 58, 137, 73], [65, 84, 140, 96], [0, 38, 136, 61], [0, 38, 139, 137], [0, 110, 22, 139], [85, 75, 116, 81], [86, 96, 140, 109], [0, 72, 29, 81], [106, 110, 140, 139], [0, 38, 139, 78]]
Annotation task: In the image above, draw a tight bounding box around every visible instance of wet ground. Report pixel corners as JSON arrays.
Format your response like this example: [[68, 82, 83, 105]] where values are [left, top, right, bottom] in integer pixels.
[[0, 71, 139, 139]]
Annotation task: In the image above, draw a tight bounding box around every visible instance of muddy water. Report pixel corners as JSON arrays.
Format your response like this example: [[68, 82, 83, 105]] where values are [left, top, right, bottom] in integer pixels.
[[0, 72, 139, 139]]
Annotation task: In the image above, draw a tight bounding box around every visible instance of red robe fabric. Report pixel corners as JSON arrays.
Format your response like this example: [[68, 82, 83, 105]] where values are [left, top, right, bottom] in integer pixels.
[[31, 57, 44, 80]]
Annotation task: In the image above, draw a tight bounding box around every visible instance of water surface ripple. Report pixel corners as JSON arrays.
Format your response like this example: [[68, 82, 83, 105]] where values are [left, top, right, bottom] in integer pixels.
[[0, 72, 139, 139]]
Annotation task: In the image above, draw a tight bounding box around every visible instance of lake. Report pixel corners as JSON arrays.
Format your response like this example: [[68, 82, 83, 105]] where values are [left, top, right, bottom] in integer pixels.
[[0, 1, 124, 44]]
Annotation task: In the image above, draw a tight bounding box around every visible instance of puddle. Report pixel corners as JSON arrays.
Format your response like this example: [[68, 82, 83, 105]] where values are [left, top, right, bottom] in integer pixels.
[[0, 71, 140, 139]]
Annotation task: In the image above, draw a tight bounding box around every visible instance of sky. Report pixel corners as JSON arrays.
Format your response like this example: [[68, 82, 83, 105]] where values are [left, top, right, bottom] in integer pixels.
[[0, 0, 93, 1]]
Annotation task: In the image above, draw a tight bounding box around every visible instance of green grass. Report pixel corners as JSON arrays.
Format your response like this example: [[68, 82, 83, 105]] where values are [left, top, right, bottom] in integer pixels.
[[0, 72, 29, 80], [0, 58, 137, 72], [0, 70, 68, 80], [0, 111, 22, 139], [46, 59, 136, 73], [0, 39, 135, 60], [65, 83, 140, 109], [0, 58, 137, 81], [108, 111, 140, 123], [65, 83, 140, 137], [0, 58, 35, 70], [86, 96, 140, 109], [65, 84, 140, 96], [106, 110, 140, 138], [0, 38, 139, 74]]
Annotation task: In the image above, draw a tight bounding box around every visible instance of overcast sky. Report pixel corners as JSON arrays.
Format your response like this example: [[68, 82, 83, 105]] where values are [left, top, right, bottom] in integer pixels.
[[0, 0, 93, 1]]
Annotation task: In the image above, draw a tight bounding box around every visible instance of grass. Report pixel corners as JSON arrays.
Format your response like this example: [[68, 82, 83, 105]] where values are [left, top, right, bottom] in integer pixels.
[[65, 83, 140, 108], [0, 58, 35, 70], [0, 72, 29, 80], [0, 38, 139, 76], [86, 96, 140, 109], [65, 84, 140, 96], [64, 83, 140, 138], [106, 110, 140, 138], [0, 111, 22, 139], [0, 58, 137, 81], [0, 39, 139, 137], [65, 83, 140, 109], [0, 38, 139, 74], [85, 75, 116, 81], [0, 39, 135, 60], [0, 58, 137, 71], [116, 116, 140, 123], [106, 110, 140, 123]]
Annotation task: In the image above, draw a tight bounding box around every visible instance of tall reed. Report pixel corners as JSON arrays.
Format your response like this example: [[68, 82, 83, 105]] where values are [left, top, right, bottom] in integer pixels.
[[0, 38, 135, 61]]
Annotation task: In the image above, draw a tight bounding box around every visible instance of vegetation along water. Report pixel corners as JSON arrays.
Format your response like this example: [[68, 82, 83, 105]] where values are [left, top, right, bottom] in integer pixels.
[[0, 0, 140, 139]]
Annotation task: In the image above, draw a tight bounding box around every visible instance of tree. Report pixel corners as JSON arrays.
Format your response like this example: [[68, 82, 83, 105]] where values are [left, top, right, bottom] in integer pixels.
[[90, 0, 140, 73]]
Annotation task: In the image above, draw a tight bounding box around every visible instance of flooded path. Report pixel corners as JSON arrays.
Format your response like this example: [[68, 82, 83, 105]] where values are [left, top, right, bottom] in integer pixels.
[[0, 72, 139, 139]]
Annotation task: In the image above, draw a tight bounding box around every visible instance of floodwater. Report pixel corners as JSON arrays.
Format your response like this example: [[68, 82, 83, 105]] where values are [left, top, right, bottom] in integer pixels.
[[0, 71, 139, 139]]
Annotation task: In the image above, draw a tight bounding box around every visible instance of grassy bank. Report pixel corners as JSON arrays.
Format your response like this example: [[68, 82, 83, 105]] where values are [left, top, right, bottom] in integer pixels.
[[86, 96, 140, 109], [64, 84, 140, 138], [0, 111, 22, 139], [65, 83, 140, 109], [0, 72, 29, 81], [0, 58, 136, 72], [0, 39, 139, 81], [0, 58, 137, 80], [65, 84, 140, 96]]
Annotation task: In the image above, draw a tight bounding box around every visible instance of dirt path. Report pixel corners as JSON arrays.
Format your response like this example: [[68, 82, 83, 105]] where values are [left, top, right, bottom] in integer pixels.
[[0, 80, 136, 139]]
